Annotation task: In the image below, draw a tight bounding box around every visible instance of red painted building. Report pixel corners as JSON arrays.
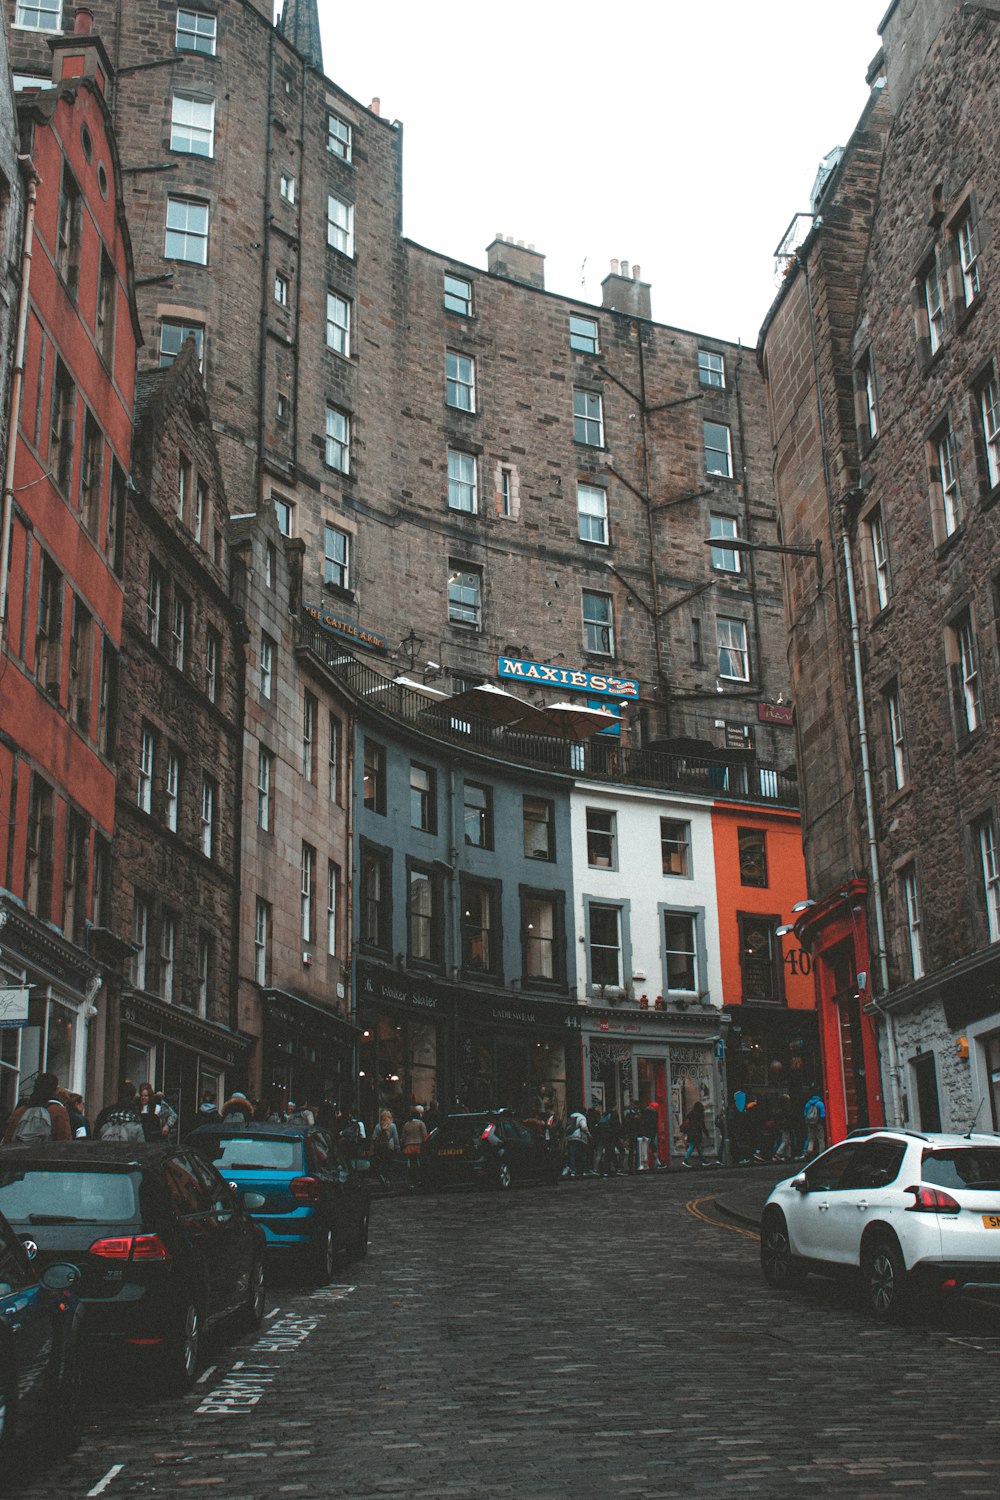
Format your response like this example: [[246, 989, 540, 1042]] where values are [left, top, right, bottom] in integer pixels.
[[711, 802, 821, 1144], [0, 16, 139, 1113]]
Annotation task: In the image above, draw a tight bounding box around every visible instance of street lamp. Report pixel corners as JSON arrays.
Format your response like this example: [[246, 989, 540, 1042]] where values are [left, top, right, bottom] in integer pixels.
[[703, 535, 823, 591]]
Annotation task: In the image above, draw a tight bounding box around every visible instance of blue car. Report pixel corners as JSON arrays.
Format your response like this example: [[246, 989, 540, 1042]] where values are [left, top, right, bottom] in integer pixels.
[[187, 1123, 369, 1282], [0, 1206, 84, 1459]]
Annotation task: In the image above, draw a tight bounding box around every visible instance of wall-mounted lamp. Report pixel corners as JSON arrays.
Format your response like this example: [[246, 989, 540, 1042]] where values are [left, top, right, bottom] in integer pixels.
[[791, 899, 816, 913]]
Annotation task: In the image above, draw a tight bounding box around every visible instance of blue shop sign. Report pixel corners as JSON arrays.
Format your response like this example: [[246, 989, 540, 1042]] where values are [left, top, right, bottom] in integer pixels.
[[497, 655, 639, 700]]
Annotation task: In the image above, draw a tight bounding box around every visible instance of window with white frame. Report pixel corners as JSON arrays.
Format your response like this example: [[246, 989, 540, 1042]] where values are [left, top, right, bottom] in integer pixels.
[[328, 712, 341, 803], [582, 590, 613, 655], [205, 627, 220, 704], [301, 842, 316, 944], [279, 173, 296, 205], [522, 892, 557, 981], [274, 272, 289, 307], [660, 819, 691, 877], [200, 776, 216, 858], [922, 254, 944, 355], [324, 524, 350, 590], [176, 8, 216, 53], [704, 420, 733, 477], [159, 319, 204, 369], [326, 291, 350, 356], [698, 349, 725, 388], [447, 449, 477, 512], [867, 505, 891, 610], [664, 911, 697, 992], [177, 453, 190, 523], [159, 913, 176, 1002], [717, 616, 749, 681], [170, 592, 188, 671], [900, 864, 924, 980], [327, 112, 352, 162], [272, 495, 293, 536], [935, 420, 962, 536], [138, 726, 156, 814], [327, 194, 354, 256], [446, 351, 475, 412], [254, 898, 270, 985], [448, 564, 481, 628], [950, 610, 983, 736], [197, 931, 213, 1014], [709, 513, 741, 572], [15, 0, 61, 28], [325, 406, 350, 473], [954, 204, 981, 308], [573, 388, 604, 446], [885, 681, 906, 792], [327, 861, 339, 956], [303, 691, 317, 783], [170, 94, 215, 157], [132, 896, 150, 989], [861, 350, 879, 442], [569, 315, 599, 353], [166, 748, 180, 832], [586, 808, 616, 869], [165, 196, 209, 264], [577, 484, 608, 544], [256, 745, 273, 831], [979, 370, 1000, 491], [588, 903, 621, 988], [977, 815, 1000, 943], [193, 475, 206, 546], [444, 273, 472, 316]]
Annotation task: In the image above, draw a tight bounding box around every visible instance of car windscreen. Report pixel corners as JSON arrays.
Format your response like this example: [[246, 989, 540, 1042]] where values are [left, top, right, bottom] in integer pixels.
[[922, 1148, 1000, 1190], [195, 1136, 302, 1171], [0, 1167, 139, 1224]]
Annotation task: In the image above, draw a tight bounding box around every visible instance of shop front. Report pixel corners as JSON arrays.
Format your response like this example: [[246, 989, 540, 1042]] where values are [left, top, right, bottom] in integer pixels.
[[356, 960, 581, 1127], [260, 988, 359, 1114], [582, 1005, 728, 1167], [723, 1003, 821, 1149], [119, 990, 252, 1134]]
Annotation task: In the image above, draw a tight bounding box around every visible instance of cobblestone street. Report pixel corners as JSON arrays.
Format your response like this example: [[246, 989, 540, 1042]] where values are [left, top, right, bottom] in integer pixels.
[[9, 1170, 1000, 1499]]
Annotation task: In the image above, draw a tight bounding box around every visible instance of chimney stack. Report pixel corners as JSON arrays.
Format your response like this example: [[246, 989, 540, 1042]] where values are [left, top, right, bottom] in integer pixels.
[[486, 234, 545, 290], [48, 6, 113, 92], [601, 256, 652, 320], [369, 97, 381, 116]]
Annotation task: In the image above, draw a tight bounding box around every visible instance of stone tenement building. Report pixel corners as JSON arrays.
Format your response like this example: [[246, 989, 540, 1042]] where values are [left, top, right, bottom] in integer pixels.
[[759, 0, 1000, 1138], [6, 0, 794, 773]]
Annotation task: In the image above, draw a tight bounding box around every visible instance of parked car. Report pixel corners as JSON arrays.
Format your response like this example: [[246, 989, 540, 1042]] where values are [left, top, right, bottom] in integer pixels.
[[0, 1142, 266, 1390], [421, 1111, 561, 1191], [186, 1123, 369, 1281], [760, 1129, 1000, 1320], [0, 1205, 84, 1459]]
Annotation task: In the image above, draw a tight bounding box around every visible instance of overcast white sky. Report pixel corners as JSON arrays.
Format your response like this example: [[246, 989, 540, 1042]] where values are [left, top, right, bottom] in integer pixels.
[[315, 0, 886, 346]]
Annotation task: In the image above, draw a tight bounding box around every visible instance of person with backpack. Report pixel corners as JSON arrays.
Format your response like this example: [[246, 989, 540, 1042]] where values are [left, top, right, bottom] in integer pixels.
[[802, 1090, 826, 1159], [93, 1081, 144, 1143], [220, 1090, 254, 1125], [1, 1072, 72, 1143]]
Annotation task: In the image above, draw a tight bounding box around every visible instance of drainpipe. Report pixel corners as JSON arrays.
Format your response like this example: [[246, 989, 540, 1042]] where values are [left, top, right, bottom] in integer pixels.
[[0, 158, 40, 664], [839, 500, 901, 1126]]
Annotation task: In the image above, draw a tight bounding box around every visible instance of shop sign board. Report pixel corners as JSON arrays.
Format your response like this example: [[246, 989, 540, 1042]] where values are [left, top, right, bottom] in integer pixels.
[[498, 655, 638, 700], [303, 602, 386, 653], [758, 702, 794, 726], [0, 987, 29, 1028]]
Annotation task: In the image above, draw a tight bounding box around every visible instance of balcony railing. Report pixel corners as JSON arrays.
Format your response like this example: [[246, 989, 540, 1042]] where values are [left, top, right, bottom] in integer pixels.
[[298, 624, 799, 808]]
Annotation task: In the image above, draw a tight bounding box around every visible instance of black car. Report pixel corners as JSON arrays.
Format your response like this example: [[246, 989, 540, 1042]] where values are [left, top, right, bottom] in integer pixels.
[[0, 1207, 84, 1459], [186, 1123, 370, 1280], [0, 1142, 266, 1390], [421, 1112, 561, 1190]]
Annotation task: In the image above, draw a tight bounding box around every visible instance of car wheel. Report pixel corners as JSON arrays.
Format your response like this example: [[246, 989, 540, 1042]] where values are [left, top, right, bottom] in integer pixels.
[[239, 1257, 266, 1331], [312, 1228, 335, 1284], [760, 1210, 805, 1289], [350, 1208, 370, 1262], [0, 1375, 13, 1455], [494, 1160, 512, 1191], [164, 1299, 202, 1391], [861, 1234, 909, 1322]]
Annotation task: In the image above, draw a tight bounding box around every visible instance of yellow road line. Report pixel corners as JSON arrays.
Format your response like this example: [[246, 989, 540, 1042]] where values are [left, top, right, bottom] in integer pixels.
[[686, 1193, 760, 1242]]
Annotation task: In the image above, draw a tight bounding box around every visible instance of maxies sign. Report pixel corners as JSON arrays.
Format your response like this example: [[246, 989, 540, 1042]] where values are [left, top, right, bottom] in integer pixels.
[[498, 655, 639, 700]]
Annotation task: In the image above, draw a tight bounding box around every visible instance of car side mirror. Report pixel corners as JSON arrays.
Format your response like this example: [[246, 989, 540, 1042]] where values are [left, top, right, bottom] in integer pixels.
[[791, 1173, 809, 1193], [40, 1262, 82, 1291], [241, 1191, 266, 1210]]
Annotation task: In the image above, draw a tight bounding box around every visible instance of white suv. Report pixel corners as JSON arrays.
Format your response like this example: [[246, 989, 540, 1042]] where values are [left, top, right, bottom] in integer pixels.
[[760, 1129, 1000, 1320]]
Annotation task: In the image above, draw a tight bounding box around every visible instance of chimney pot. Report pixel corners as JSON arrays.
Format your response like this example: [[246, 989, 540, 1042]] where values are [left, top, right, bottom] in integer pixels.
[[621, 260, 630, 278], [74, 5, 94, 31], [632, 264, 641, 279], [610, 258, 620, 275], [516, 239, 525, 248], [369, 96, 381, 116]]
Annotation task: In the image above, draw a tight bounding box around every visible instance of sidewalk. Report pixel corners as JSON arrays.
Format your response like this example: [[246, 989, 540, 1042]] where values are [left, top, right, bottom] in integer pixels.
[[714, 1162, 798, 1227]]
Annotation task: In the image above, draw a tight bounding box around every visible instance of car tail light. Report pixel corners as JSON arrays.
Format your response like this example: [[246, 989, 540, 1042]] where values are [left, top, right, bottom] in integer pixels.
[[290, 1176, 320, 1204], [480, 1125, 494, 1142], [89, 1234, 171, 1261], [905, 1184, 961, 1213]]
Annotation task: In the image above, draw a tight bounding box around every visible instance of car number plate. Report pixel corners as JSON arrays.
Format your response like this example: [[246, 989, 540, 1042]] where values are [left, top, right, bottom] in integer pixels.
[[982, 1214, 1000, 1229], [438, 1148, 463, 1157]]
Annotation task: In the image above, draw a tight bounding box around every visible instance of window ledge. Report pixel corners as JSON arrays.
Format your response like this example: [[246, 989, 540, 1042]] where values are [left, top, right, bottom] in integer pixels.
[[870, 600, 895, 629], [955, 291, 985, 335], [885, 783, 911, 811], [919, 345, 946, 376], [956, 724, 988, 758], [934, 523, 965, 560], [322, 581, 355, 603], [980, 480, 1000, 514]]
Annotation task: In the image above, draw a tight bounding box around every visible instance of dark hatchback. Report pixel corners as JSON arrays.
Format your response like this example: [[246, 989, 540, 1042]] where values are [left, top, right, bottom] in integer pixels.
[[0, 1142, 266, 1390], [186, 1123, 370, 1281], [0, 1207, 85, 1459], [422, 1112, 561, 1191]]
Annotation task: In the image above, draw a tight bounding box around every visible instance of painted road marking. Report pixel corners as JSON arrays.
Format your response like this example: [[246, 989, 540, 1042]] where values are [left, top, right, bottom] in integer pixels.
[[196, 1364, 218, 1384], [196, 1288, 356, 1416], [86, 1465, 124, 1497], [686, 1194, 760, 1241]]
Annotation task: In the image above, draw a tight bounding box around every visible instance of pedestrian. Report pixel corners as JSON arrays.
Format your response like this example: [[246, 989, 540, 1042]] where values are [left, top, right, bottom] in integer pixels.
[[155, 1092, 178, 1142], [370, 1108, 400, 1184], [2, 1072, 72, 1143], [57, 1088, 90, 1139], [194, 1089, 223, 1128], [772, 1093, 794, 1162], [94, 1081, 144, 1142], [286, 1099, 315, 1126], [596, 1104, 622, 1176], [623, 1102, 641, 1173], [802, 1089, 826, 1159], [681, 1099, 707, 1167], [221, 1089, 254, 1125], [400, 1107, 428, 1185], [137, 1081, 168, 1141], [564, 1109, 589, 1178], [640, 1099, 661, 1170]]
